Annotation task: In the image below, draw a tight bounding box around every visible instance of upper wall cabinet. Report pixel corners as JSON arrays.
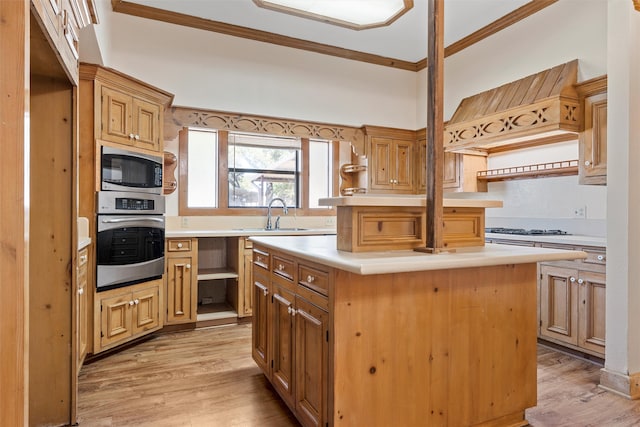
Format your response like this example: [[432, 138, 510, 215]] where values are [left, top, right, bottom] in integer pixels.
[[364, 126, 415, 194], [31, 0, 96, 85], [80, 63, 174, 154], [577, 76, 607, 186]]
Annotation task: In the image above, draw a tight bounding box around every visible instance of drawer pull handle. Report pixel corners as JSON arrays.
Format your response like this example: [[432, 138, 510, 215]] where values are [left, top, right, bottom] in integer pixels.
[[256, 256, 261, 263], [597, 255, 604, 261], [307, 275, 315, 283], [278, 264, 285, 271]]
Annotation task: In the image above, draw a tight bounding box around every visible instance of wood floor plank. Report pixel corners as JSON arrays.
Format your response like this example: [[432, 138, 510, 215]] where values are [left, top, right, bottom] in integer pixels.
[[78, 324, 640, 426]]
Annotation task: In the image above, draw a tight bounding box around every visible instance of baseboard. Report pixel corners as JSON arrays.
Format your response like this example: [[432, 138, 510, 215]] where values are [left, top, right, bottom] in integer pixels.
[[599, 368, 640, 399]]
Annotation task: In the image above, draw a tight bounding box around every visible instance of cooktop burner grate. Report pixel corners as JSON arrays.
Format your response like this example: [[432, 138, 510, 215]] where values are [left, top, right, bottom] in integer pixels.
[[485, 227, 570, 236]]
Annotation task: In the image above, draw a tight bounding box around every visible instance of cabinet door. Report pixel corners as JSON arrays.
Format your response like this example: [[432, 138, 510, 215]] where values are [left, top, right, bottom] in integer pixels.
[[295, 297, 329, 427], [443, 152, 461, 190], [101, 86, 134, 146], [369, 137, 394, 191], [166, 256, 195, 324], [77, 248, 88, 367], [540, 265, 579, 346], [579, 93, 607, 185], [393, 140, 414, 193], [242, 249, 254, 316], [131, 285, 161, 336], [100, 292, 133, 348], [271, 286, 296, 407], [578, 271, 606, 355], [252, 275, 270, 373], [132, 97, 161, 152]]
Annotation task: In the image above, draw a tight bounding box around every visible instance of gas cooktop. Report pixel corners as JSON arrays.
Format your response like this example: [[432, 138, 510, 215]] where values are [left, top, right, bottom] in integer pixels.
[[485, 227, 570, 236]]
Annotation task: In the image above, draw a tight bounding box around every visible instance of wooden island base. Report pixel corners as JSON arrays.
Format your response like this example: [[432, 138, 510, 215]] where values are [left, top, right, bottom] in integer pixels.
[[250, 237, 545, 427], [331, 263, 536, 427]]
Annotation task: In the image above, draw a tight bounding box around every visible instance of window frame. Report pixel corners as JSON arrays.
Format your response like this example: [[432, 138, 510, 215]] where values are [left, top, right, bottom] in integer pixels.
[[179, 128, 339, 216]]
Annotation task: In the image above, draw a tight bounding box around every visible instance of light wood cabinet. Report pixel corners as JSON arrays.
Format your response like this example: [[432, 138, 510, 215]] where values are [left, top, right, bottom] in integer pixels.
[[31, 0, 93, 85], [101, 86, 163, 151], [252, 247, 330, 427], [165, 238, 198, 324], [416, 131, 487, 193], [230, 237, 254, 317], [534, 242, 606, 358], [77, 246, 89, 370], [579, 92, 607, 185], [95, 280, 163, 352], [364, 126, 415, 194]]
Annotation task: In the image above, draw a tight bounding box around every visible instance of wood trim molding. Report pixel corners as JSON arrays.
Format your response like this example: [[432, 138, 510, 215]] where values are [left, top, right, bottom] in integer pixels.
[[634, 0, 640, 12], [575, 75, 607, 97], [111, 0, 556, 72], [166, 106, 365, 148], [600, 368, 640, 399], [444, 0, 558, 58]]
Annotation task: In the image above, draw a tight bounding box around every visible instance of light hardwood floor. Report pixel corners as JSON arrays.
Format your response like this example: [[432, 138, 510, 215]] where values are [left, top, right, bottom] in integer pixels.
[[78, 324, 640, 426]]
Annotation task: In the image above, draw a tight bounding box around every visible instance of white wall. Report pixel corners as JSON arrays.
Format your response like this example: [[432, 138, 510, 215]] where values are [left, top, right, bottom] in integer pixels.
[[96, 11, 417, 130]]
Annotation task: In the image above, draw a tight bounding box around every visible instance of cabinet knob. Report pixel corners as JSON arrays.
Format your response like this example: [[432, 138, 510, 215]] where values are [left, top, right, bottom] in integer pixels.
[[134, 134, 140, 140], [129, 300, 134, 306], [185, 264, 191, 269], [78, 288, 84, 295], [570, 277, 576, 283], [263, 288, 268, 296], [597, 255, 605, 261], [129, 133, 135, 139], [177, 242, 183, 248], [278, 263, 285, 271], [584, 160, 591, 166], [80, 254, 87, 263], [256, 256, 261, 263], [288, 306, 296, 316], [306, 275, 315, 283], [577, 279, 584, 285], [134, 299, 140, 304]]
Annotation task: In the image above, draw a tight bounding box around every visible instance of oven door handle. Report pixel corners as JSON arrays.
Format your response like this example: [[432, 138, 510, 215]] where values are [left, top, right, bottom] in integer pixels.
[[101, 217, 164, 224]]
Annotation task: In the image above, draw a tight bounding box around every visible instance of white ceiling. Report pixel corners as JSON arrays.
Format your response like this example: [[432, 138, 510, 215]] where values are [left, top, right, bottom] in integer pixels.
[[126, 0, 532, 63]]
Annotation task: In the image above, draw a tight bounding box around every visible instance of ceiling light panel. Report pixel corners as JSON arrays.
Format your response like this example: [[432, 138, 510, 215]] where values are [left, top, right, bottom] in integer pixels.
[[254, 0, 413, 30]]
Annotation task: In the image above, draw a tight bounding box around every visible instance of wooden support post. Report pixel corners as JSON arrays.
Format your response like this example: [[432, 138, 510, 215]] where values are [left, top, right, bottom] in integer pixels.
[[418, 0, 445, 253]]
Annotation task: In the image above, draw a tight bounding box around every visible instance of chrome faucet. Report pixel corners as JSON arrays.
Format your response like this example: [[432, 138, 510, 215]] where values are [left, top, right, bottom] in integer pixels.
[[265, 197, 288, 230]]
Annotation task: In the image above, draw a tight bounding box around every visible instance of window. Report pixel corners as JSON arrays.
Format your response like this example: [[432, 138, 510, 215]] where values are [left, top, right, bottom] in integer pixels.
[[228, 133, 300, 208], [180, 128, 337, 215]]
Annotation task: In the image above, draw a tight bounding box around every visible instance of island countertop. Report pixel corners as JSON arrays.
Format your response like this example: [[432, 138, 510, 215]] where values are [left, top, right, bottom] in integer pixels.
[[249, 234, 586, 275]]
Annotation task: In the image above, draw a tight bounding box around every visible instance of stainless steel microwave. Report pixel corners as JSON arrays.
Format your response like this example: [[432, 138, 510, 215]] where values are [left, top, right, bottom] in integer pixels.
[[101, 146, 163, 194]]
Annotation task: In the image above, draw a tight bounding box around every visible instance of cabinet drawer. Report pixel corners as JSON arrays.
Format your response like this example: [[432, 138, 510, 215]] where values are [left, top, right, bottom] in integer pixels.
[[583, 247, 606, 265], [298, 264, 329, 296], [296, 285, 329, 312], [272, 255, 294, 282], [167, 239, 192, 252], [253, 249, 270, 273]]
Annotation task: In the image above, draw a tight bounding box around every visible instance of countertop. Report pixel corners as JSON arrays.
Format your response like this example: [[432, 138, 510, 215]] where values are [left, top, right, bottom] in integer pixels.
[[249, 235, 586, 275], [165, 227, 336, 238], [318, 195, 503, 208], [486, 232, 606, 247]]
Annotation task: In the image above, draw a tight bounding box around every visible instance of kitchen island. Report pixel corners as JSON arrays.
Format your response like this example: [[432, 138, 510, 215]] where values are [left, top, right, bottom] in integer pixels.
[[249, 234, 585, 427]]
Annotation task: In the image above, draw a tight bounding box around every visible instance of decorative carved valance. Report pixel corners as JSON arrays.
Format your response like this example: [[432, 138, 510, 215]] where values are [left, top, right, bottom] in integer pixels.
[[444, 60, 581, 152], [164, 106, 364, 150]]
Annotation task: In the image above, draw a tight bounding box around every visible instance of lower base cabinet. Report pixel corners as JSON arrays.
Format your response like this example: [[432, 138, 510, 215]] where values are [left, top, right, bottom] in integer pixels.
[[252, 247, 329, 427], [94, 279, 163, 352]]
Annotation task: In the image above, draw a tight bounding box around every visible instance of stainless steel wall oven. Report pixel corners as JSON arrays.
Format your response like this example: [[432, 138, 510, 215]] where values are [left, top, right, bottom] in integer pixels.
[[96, 191, 165, 291]]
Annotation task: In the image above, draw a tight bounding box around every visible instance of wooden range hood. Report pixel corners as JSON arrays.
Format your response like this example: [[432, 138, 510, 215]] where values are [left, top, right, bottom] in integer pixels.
[[444, 60, 581, 153]]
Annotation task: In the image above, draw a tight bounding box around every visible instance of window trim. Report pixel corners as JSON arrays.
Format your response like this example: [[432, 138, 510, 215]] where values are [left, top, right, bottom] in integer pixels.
[[179, 128, 338, 216]]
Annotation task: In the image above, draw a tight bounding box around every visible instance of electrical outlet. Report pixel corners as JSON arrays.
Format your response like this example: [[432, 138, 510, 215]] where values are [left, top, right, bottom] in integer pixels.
[[573, 206, 586, 219], [325, 216, 336, 226], [181, 217, 189, 228]]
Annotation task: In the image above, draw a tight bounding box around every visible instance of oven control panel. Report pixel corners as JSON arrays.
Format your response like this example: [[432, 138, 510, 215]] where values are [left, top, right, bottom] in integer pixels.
[[97, 191, 165, 215]]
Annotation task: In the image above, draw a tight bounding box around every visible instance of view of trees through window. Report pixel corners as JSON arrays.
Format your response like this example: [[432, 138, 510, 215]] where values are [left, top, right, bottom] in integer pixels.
[[228, 133, 300, 208]]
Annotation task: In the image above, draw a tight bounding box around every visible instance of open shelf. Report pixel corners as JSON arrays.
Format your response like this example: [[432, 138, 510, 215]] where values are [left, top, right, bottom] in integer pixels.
[[477, 159, 578, 182], [197, 267, 239, 281], [196, 302, 237, 321]]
